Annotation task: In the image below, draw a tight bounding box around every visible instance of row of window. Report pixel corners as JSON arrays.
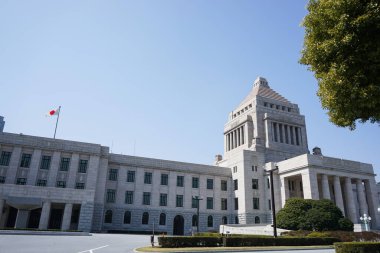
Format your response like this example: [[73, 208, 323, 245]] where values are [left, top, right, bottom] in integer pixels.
[[104, 210, 229, 227], [107, 190, 229, 210], [0, 176, 85, 189], [232, 197, 260, 210], [109, 169, 228, 190], [233, 178, 260, 190], [264, 102, 292, 112], [0, 151, 88, 173], [232, 104, 253, 119]]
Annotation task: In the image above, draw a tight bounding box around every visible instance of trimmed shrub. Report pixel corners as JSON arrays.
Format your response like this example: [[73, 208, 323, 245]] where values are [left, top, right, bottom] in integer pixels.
[[338, 217, 354, 231], [224, 237, 339, 247], [307, 232, 330, 238], [158, 236, 222, 248], [283, 230, 380, 242], [334, 242, 380, 253]]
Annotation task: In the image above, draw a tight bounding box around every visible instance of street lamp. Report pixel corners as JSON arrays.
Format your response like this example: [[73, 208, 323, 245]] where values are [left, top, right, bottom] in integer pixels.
[[360, 214, 372, 231], [192, 196, 203, 233], [265, 165, 279, 238]]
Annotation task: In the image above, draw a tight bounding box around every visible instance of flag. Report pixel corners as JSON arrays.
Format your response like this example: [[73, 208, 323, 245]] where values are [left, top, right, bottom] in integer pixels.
[[47, 107, 60, 117]]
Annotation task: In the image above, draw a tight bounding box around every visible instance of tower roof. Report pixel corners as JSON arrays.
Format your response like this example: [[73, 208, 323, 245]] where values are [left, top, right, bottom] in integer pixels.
[[237, 77, 290, 109]]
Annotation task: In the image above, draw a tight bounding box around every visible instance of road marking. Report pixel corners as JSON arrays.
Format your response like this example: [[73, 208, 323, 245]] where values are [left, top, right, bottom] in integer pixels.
[[77, 245, 109, 253]]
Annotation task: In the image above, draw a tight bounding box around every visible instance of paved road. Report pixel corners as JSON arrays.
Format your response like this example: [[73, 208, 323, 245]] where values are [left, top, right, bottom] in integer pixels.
[[0, 233, 335, 253]]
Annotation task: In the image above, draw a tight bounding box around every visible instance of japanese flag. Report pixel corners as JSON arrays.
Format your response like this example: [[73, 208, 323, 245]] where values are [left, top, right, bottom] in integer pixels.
[[47, 107, 60, 117]]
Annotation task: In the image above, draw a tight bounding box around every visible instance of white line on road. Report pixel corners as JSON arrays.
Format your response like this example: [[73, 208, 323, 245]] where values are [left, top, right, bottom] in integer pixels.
[[77, 245, 109, 253]]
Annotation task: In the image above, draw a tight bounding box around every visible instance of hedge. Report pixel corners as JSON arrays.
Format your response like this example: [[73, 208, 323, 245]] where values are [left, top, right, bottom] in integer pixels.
[[158, 236, 222, 248], [223, 237, 339, 247], [334, 242, 380, 253], [158, 236, 339, 248]]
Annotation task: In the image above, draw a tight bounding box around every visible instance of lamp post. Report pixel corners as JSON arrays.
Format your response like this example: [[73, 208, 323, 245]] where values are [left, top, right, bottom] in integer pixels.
[[265, 165, 279, 238], [360, 214, 372, 231], [192, 196, 203, 233]]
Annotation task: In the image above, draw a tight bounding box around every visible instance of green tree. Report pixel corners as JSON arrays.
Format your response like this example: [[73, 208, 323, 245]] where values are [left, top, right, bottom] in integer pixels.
[[300, 0, 380, 129], [277, 198, 353, 231]]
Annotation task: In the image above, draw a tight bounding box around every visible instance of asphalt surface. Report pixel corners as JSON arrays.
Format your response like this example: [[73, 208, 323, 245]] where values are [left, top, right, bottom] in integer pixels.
[[0, 233, 336, 253]]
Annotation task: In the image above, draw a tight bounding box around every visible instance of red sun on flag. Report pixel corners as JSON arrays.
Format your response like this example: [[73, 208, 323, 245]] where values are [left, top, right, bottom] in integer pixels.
[[46, 107, 60, 117]]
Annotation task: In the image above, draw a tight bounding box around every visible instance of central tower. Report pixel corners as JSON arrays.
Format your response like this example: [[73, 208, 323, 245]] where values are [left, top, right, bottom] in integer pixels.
[[217, 77, 309, 224]]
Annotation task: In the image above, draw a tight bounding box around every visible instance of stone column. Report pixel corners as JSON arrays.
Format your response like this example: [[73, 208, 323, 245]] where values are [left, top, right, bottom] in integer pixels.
[[61, 203, 73, 231], [27, 149, 42, 185], [276, 124, 280, 143], [226, 134, 229, 151], [237, 128, 241, 146], [5, 146, 22, 184], [0, 199, 4, 224], [67, 154, 79, 188], [333, 176, 345, 214], [364, 179, 380, 229], [302, 170, 319, 199], [281, 124, 286, 143], [78, 202, 95, 232], [38, 201, 51, 229], [356, 179, 368, 216], [47, 151, 61, 187], [291, 126, 296, 145], [344, 177, 358, 223], [241, 125, 245, 145], [280, 177, 289, 207], [321, 174, 331, 199], [15, 210, 30, 228], [264, 120, 271, 147]]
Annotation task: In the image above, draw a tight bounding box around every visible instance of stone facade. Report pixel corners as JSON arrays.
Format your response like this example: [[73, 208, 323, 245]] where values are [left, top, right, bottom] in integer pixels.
[[0, 77, 379, 233]]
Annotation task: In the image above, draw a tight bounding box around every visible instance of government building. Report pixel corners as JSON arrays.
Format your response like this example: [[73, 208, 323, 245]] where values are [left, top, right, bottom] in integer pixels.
[[0, 77, 379, 234]]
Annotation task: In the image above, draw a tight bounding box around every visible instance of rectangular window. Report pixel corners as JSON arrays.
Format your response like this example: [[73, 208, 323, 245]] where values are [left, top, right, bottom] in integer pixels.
[[0, 151, 11, 166], [0, 176, 5, 183], [75, 182, 85, 189], [161, 174, 168, 185], [160, 193, 168, 206], [233, 166, 237, 173], [192, 198, 198, 208], [16, 178, 27, 185], [20, 154, 32, 168], [273, 122, 278, 142], [40, 156, 51, 170], [144, 172, 152, 184], [78, 159, 88, 173], [279, 124, 283, 143], [234, 179, 238, 190], [108, 168, 118, 181], [234, 198, 239, 210], [295, 127, 300, 145], [290, 126, 295, 145], [267, 178, 270, 189], [106, 189, 116, 203], [192, 177, 199, 188], [207, 197, 213, 209], [127, 170, 135, 182], [125, 191, 134, 204], [221, 180, 227, 191], [253, 198, 260, 210], [176, 195, 183, 207], [252, 165, 258, 172], [143, 192, 151, 205], [36, 179, 47, 187], [252, 179, 259, 190], [177, 175, 184, 187], [56, 181, 66, 188], [207, 179, 213, 189], [221, 198, 228, 210], [284, 125, 289, 144], [268, 199, 271, 210], [60, 157, 70, 171]]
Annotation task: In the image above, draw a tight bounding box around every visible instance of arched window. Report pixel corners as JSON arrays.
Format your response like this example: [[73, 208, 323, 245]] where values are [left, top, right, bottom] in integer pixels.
[[124, 211, 131, 224], [159, 213, 166, 226], [104, 210, 113, 223], [235, 216, 239, 224], [222, 216, 228, 225], [255, 216, 260, 224], [207, 215, 213, 227], [192, 215, 198, 227], [142, 212, 149, 225]]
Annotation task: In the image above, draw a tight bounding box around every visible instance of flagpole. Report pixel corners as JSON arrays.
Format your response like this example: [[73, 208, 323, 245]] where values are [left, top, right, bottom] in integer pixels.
[[53, 106, 61, 139]]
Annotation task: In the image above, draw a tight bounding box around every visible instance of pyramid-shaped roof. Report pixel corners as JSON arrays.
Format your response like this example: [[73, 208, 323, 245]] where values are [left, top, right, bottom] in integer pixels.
[[236, 77, 291, 109]]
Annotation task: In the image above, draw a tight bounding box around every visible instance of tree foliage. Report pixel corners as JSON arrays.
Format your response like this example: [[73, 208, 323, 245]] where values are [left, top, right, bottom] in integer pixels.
[[300, 0, 380, 129], [276, 198, 353, 231]]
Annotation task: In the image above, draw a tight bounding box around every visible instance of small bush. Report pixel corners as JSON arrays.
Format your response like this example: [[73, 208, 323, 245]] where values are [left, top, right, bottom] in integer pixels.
[[334, 242, 380, 253], [158, 236, 222, 248], [224, 237, 339, 247], [338, 217, 354, 231], [307, 232, 330, 238]]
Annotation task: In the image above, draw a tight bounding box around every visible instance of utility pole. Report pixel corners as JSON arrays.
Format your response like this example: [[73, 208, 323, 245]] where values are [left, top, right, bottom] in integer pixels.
[[192, 196, 203, 233], [266, 165, 279, 238]]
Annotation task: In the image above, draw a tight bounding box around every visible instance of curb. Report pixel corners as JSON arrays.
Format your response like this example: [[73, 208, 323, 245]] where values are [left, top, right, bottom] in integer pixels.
[[0, 230, 91, 236]]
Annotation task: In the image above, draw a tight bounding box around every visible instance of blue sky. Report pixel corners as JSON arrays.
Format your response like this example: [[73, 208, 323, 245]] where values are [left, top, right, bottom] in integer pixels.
[[0, 1, 379, 180]]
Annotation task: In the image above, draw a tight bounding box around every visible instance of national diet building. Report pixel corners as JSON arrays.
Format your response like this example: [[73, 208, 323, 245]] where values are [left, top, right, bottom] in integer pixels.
[[0, 77, 379, 234]]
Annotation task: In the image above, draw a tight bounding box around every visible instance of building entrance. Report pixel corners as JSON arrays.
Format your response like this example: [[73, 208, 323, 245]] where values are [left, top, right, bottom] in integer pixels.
[[173, 215, 184, 235]]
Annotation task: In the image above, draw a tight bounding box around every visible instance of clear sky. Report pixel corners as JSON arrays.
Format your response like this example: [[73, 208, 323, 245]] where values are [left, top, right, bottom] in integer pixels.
[[0, 1, 379, 180]]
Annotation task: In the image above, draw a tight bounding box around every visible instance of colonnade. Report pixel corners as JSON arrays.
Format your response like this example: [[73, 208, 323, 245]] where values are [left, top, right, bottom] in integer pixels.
[[226, 125, 245, 151], [271, 122, 301, 146]]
